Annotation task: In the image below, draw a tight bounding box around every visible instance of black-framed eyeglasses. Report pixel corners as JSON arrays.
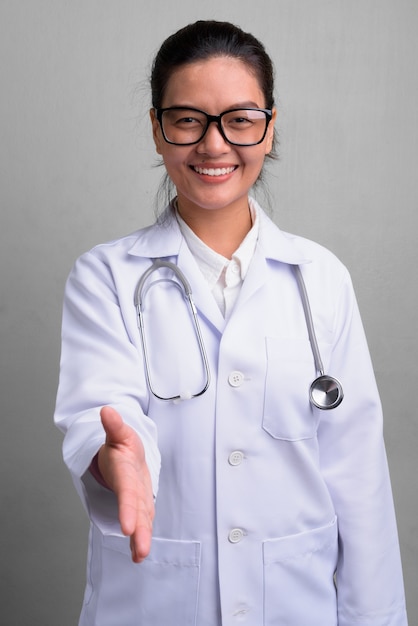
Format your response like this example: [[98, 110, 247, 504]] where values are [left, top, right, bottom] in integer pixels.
[[155, 107, 273, 147]]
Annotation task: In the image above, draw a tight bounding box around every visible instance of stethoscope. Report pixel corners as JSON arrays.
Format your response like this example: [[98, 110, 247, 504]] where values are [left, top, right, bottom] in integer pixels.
[[134, 259, 344, 410]]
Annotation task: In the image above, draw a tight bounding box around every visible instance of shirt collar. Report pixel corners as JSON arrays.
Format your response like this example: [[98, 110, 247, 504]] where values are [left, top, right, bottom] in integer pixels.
[[175, 200, 259, 290]]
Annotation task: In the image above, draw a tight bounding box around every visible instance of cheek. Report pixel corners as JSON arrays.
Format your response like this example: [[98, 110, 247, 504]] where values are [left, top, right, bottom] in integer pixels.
[[160, 150, 188, 182], [243, 148, 269, 173]]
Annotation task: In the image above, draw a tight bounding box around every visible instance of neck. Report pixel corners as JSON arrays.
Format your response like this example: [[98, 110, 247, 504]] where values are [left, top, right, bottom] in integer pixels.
[[175, 198, 252, 259]]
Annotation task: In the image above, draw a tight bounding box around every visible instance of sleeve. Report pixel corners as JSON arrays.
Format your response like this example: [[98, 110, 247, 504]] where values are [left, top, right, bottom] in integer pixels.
[[54, 251, 161, 533], [317, 269, 408, 625]]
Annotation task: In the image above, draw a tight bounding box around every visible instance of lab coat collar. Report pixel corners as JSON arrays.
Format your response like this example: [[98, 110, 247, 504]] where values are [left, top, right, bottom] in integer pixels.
[[254, 201, 311, 266], [127, 202, 311, 266], [128, 207, 183, 259], [127, 203, 310, 333]]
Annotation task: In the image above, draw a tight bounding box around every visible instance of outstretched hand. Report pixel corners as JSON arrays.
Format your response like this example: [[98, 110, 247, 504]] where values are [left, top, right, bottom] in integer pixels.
[[98, 406, 155, 563]]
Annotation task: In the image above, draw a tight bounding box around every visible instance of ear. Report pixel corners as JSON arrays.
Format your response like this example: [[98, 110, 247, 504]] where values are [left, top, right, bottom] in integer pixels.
[[264, 107, 277, 155], [150, 108, 163, 155]]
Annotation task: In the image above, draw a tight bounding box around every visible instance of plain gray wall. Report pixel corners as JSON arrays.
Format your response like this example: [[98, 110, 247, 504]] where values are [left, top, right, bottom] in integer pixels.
[[1, 1, 416, 624]]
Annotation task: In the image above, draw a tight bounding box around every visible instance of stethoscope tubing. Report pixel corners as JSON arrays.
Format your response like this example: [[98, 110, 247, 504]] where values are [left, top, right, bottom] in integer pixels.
[[292, 265, 325, 376], [292, 265, 344, 410], [134, 259, 211, 401], [134, 259, 343, 409]]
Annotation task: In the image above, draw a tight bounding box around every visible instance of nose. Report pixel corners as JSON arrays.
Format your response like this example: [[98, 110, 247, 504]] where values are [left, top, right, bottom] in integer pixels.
[[196, 120, 230, 155]]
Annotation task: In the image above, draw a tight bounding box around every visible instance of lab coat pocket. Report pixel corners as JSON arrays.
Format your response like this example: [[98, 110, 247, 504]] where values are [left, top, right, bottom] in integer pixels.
[[263, 517, 338, 626], [90, 533, 201, 626], [263, 337, 318, 440]]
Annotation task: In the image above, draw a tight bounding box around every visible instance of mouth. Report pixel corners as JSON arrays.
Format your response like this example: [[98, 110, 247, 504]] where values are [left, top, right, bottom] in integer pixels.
[[192, 165, 237, 177]]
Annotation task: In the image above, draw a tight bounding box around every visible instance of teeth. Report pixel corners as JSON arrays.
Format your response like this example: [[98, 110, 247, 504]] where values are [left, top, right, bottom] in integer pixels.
[[194, 166, 235, 176]]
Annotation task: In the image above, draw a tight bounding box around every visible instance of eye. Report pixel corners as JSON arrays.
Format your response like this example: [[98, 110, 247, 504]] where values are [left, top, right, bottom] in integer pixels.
[[167, 110, 206, 128], [233, 117, 253, 125], [176, 116, 200, 125], [223, 110, 260, 128], [227, 115, 254, 129]]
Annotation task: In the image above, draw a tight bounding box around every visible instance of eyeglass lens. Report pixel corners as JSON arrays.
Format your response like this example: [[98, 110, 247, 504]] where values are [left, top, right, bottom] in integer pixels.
[[160, 109, 269, 145]]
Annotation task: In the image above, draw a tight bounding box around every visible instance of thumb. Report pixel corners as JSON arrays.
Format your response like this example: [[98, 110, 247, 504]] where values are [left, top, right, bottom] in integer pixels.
[[100, 405, 126, 443]]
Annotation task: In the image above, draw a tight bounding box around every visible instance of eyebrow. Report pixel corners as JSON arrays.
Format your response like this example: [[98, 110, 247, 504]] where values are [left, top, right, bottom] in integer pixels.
[[166, 101, 265, 110], [232, 101, 264, 109]]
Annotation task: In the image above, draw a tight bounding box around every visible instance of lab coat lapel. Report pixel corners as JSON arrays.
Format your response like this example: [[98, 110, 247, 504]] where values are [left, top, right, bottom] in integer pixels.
[[128, 210, 225, 333], [234, 245, 268, 311], [233, 208, 311, 312]]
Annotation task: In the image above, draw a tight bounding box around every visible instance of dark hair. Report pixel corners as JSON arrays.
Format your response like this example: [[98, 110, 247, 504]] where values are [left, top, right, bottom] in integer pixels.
[[150, 21, 278, 212], [151, 20, 275, 111]]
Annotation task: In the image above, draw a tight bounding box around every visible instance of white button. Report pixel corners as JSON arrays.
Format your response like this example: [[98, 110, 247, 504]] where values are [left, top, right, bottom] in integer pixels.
[[228, 528, 245, 543], [225, 263, 241, 287], [228, 451, 244, 466], [228, 371, 244, 387]]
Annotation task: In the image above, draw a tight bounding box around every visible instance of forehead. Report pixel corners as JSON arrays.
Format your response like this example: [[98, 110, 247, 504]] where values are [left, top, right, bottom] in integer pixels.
[[162, 56, 265, 109]]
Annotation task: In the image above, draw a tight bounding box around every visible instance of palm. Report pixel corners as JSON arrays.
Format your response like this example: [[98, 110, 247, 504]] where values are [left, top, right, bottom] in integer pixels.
[[98, 406, 154, 562]]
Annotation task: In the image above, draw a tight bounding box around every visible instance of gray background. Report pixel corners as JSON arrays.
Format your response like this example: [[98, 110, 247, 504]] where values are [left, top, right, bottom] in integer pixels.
[[1, 1, 416, 624]]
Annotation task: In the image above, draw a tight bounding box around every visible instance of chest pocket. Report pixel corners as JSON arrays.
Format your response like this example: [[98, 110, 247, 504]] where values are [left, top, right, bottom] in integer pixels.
[[263, 337, 323, 441]]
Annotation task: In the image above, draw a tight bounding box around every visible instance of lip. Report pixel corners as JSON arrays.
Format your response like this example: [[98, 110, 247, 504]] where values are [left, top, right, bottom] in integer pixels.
[[190, 164, 238, 180]]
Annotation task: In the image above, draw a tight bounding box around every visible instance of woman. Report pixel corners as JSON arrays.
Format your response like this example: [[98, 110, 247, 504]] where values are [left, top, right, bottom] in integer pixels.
[[55, 20, 408, 626]]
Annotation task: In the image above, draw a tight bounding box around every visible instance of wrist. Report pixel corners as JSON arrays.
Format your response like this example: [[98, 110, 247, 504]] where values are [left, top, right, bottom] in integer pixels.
[[89, 451, 111, 490]]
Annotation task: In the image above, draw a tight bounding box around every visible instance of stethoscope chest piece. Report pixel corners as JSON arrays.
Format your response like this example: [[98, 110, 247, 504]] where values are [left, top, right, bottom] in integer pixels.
[[309, 375, 344, 410]]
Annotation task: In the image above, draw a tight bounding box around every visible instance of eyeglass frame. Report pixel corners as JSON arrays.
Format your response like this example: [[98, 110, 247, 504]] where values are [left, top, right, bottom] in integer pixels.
[[155, 106, 273, 147]]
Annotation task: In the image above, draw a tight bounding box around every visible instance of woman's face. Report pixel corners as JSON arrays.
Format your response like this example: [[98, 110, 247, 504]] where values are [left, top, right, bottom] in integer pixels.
[[151, 56, 276, 217]]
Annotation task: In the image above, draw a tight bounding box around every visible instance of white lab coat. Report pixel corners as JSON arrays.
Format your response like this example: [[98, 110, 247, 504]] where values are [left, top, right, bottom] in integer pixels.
[[55, 203, 407, 626]]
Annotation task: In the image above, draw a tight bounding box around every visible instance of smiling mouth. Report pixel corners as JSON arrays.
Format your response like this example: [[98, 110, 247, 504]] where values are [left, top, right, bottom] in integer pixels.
[[192, 166, 237, 176]]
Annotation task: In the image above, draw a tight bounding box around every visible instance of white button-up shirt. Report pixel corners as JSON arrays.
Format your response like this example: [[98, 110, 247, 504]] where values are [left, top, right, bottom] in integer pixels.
[[176, 200, 259, 317]]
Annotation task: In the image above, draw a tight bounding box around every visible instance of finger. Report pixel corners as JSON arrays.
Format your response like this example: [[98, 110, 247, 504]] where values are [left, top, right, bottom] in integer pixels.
[[118, 487, 153, 561], [129, 517, 154, 563], [100, 405, 128, 444], [118, 471, 155, 536], [118, 486, 142, 536]]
